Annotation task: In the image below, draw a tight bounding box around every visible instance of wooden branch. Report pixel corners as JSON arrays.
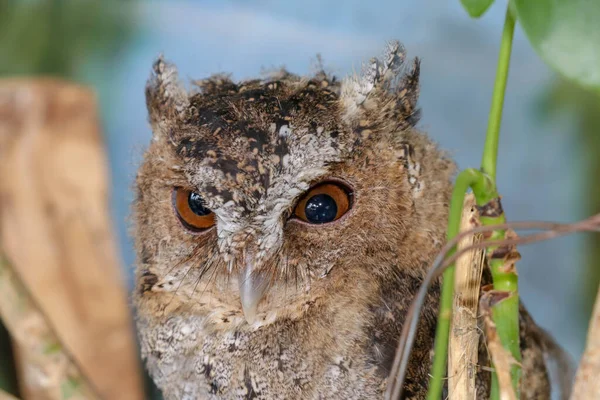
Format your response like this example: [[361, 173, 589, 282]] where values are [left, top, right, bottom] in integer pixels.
[[0, 80, 143, 400], [571, 283, 600, 399], [448, 194, 485, 400]]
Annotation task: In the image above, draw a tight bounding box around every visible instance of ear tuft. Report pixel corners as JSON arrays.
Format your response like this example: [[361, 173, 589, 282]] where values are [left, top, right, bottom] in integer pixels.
[[340, 41, 421, 128], [374, 40, 407, 86], [396, 57, 421, 128], [145, 55, 189, 136]]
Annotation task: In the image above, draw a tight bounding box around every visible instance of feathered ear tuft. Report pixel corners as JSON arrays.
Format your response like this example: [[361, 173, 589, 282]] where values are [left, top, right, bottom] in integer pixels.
[[395, 57, 421, 128], [340, 41, 421, 129], [145, 55, 189, 139]]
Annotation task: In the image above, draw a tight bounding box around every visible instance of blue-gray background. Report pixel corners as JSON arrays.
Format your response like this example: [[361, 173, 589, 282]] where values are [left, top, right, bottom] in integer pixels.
[[2, 0, 599, 394]]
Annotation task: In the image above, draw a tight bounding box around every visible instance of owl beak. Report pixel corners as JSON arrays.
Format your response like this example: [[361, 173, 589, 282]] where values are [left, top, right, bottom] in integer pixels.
[[238, 252, 270, 324]]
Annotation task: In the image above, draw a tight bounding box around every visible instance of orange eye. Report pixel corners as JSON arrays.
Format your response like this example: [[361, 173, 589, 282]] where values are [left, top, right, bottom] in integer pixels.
[[294, 182, 353, 224], [172, 188, 216, 232]]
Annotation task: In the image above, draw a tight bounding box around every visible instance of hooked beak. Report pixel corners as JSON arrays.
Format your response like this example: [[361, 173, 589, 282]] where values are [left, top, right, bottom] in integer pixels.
[[238, 250, 270, 324]]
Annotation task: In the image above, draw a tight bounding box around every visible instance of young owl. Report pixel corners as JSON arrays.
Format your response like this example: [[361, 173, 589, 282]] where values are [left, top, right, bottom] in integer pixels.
[[133, 42, 562, 399]]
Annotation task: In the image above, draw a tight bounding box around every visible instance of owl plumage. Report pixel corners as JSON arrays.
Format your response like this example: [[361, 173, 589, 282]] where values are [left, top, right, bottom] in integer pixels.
[[133, 42, 561, 399]]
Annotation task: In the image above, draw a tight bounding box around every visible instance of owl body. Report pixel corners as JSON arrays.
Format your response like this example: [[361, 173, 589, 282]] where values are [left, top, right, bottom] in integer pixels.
[[133, 43, 559, 399]]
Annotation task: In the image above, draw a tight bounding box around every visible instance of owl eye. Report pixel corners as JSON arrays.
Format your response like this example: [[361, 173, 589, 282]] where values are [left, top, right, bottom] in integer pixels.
[[173, 188, 216, 232], [294, 182, 353, 224]]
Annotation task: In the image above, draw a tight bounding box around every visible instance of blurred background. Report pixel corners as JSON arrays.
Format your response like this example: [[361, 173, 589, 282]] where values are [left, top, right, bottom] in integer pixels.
[[1, 0, 598, 398]]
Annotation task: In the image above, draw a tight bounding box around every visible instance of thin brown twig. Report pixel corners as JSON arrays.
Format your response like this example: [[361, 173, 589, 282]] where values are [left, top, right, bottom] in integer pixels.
[[386, 213, 600, 400]]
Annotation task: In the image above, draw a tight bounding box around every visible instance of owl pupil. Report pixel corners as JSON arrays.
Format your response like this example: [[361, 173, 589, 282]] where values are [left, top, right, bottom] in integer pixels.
[[188, 192, 211, 216], [305, 194, 337, 223]]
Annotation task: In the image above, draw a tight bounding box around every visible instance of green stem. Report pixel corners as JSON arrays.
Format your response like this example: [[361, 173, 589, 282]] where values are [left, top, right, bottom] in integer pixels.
[[481, 5, 516, 181], [473, 187, 522, 399], [427, 169, 486, 400], [427, 4, 520, 400], [481, 6, 521, 399], [484, 211, 522, 399]]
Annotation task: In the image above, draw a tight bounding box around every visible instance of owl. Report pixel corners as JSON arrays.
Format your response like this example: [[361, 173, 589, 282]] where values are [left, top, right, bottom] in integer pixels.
[[132, 42, 566, 399]]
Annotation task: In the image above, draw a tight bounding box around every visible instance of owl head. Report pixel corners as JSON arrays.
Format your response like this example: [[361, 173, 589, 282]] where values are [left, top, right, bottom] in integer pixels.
[[133, 42, 454, 329]]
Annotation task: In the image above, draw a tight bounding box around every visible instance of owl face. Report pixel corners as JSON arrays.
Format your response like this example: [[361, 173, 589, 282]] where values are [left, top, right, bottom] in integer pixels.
[[134, 42, 454, 329]]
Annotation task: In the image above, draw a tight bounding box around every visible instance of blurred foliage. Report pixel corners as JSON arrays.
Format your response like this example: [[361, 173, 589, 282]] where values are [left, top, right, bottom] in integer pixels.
[[459, 0, 600, 91], [536, 79, 600, 326], [0, 0, 135, 78], [514, 0, 600, 91]]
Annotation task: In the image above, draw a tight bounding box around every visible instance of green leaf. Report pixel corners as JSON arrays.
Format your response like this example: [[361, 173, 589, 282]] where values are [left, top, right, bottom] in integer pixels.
[[513, 0, 600, 90], [461, 0, 495, 18]]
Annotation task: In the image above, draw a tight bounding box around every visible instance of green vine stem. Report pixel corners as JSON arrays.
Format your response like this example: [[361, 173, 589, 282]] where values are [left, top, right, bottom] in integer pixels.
[[427, 169, 487, 400], [481, 4, 516, 181], [475, 185, 521, 400], [427, 4, 520, 400]]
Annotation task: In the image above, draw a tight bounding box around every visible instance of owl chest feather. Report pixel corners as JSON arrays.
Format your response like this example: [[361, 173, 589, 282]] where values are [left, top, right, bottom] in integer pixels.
[[138, 309, 388, 400]]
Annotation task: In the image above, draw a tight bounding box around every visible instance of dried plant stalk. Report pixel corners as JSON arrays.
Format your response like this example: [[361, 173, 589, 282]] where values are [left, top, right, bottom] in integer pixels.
[[448, 194, 485, 400], [571, 283, 600, 399], [0, 80, 143, 400], [480, 291, 517, 400], [0, 254, 97, 400]]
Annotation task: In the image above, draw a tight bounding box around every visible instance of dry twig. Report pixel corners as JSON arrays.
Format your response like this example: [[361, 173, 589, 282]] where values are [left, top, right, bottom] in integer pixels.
[[448, 195, 485, 400], [480, 290, 518, 400]]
